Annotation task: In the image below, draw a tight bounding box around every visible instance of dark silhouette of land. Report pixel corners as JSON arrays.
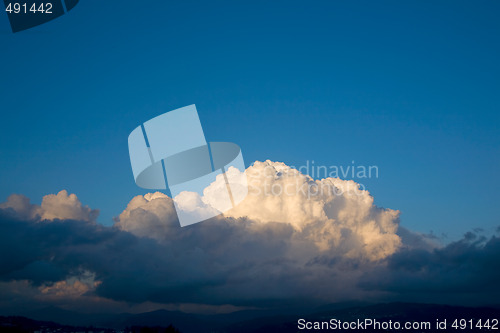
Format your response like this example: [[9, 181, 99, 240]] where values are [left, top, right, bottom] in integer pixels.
[[2, 302, 499, 333]]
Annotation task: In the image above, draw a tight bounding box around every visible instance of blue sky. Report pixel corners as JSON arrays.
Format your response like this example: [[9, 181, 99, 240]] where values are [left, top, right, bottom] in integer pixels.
[[1, 0, 499, 239]]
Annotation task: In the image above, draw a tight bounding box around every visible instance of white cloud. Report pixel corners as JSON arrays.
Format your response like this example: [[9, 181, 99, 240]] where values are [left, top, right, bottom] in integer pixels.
[[114, 192, 178, 240], [40, 190, 98, 222], [116, 160, 401, 261], [0, 190, 98, 223]]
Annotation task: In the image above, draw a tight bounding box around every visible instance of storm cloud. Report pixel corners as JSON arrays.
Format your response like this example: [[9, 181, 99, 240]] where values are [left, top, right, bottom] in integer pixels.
[[0, 161, 499, 314]]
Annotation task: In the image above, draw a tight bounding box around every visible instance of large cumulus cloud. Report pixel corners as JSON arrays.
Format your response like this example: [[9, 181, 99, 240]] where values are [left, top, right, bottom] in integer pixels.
[[0, 161, 499, 314], [117, 161, 401, 261]]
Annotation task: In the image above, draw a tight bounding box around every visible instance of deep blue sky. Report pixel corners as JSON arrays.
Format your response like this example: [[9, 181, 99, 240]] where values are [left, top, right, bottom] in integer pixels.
[[1, 0, 499, 239]]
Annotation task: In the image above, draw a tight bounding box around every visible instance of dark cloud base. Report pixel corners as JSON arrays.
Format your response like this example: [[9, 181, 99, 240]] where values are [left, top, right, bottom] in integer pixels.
[[1, 206, 500, 316]]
